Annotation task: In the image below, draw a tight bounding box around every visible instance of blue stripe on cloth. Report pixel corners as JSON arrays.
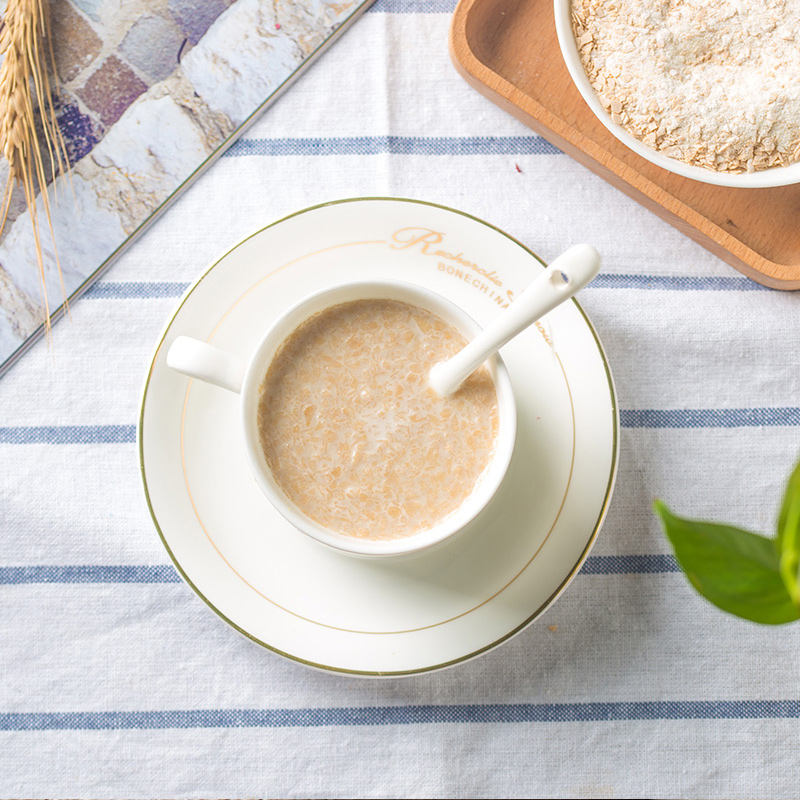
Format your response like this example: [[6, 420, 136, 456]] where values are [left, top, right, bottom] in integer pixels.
[[0, 565, 181, 585], [0, 556, 679, 585], [223, 135, 562, 157], [0, 425, 136, 444], [84, 281, 190, 299], [1, 701, 798, 730], [621, 408, 800, 429], [81, 275, 768, 299], [579, 554, 680, 574], [368, 0, 457, 11], [3, 409, 799, 446], [589, 274, 769, 291]]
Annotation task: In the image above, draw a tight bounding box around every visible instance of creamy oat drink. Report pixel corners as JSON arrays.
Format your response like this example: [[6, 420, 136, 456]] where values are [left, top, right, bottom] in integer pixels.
[[257, 299, 499, 540]]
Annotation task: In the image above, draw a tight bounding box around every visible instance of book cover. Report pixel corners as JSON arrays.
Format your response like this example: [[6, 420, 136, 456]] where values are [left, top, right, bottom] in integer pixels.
[[0, 0, 375, 374]]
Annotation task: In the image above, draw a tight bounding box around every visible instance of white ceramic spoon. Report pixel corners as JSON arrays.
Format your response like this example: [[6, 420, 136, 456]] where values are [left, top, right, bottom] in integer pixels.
[[428, 243, 601, 396]]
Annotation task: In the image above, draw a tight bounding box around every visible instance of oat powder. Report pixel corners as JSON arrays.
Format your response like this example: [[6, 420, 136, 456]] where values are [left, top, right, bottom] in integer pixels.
[[572, 0, 800, 172]]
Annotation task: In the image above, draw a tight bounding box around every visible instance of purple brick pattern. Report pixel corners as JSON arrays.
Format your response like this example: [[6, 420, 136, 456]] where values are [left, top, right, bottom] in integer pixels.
[[54, 95, 104, 165], [77, 55, 149, 126]]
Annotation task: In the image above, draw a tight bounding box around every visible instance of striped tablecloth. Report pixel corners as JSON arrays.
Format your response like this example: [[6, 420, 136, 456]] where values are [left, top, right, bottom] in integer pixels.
[[2, 2, 799, 798]]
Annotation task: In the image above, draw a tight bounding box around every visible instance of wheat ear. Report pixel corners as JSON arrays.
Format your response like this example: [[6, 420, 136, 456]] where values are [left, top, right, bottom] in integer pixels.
[[0, 0, 69, 331]]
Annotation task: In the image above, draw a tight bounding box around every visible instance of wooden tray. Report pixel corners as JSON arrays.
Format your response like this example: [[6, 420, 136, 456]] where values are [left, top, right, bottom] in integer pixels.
[[450, 0, 800, 290]]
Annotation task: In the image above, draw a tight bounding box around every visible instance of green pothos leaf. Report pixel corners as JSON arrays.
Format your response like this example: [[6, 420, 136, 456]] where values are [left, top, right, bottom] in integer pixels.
[[777, 459, 800, 607], [654, 500, 800, 625]]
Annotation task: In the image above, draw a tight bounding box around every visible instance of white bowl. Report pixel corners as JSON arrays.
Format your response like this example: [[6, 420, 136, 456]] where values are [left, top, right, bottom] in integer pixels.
[[553, 0, 800, 188], [240, 280, 518, 558]]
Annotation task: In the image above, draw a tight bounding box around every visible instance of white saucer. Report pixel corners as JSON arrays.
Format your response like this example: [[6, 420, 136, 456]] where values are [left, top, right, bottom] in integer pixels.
[[138, 198, 619, 676]]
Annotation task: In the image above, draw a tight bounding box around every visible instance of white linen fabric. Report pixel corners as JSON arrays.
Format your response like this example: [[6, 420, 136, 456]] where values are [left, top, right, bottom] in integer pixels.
[[2, 2, 800, 798]]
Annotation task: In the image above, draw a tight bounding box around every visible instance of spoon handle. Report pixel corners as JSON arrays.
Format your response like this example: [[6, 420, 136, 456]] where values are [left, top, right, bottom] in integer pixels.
[[429, 243, 601, 396]]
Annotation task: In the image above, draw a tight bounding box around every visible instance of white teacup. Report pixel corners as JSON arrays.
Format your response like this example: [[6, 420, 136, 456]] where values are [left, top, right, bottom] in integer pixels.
[[166, 280, 517, 557]]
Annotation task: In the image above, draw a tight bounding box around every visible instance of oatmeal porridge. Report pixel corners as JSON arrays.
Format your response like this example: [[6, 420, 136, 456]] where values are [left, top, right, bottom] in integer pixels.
[[257, 299, 499, 540]]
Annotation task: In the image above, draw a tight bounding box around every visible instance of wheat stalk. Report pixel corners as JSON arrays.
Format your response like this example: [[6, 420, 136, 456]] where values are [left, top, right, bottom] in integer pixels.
[[0, 0, 68, 331]]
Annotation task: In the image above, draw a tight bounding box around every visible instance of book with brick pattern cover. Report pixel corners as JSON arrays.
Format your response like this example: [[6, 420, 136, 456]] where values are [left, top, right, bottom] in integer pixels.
[[0, 0, 375, 374]]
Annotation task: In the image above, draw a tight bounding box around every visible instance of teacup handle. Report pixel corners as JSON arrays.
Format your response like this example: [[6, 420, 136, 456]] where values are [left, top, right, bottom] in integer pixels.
[[166, 336, 246, 393]]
